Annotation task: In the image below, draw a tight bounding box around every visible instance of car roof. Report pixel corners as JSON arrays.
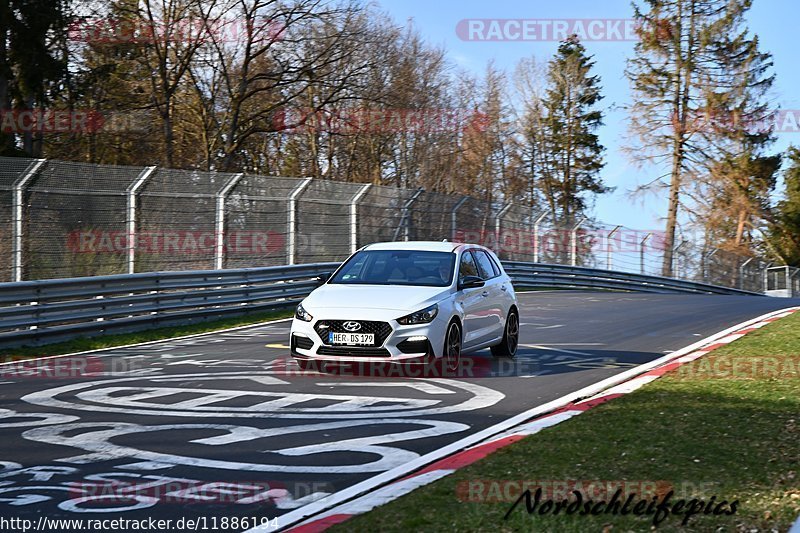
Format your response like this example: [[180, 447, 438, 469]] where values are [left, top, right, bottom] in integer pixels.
[[362, 241, 465, 253]]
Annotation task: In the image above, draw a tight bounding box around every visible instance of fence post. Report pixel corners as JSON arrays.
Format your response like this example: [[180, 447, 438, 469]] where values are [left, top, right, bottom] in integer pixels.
[[533, 212, 547, 263], [672, 240, 687, 279], [393, 188, 424, 242], [704, 248, 718, 282], [762, 262, 773, 293], [287, 178, 312, 265], [125, 166, 156, 275], [451, 196, 468, 241], [12, 159, 46, 282], [739, 257, 753, 291], [495, 203, 512, 258], [606, 225, 621, 270], [570, 217, 587, 266], [640, 232, 652, 274], [350, 183, 372, 253], [214, 173, 243, 270]]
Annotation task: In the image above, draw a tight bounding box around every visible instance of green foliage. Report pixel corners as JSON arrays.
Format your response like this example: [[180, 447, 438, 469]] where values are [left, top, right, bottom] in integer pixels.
[[768, 146, 800, 265]]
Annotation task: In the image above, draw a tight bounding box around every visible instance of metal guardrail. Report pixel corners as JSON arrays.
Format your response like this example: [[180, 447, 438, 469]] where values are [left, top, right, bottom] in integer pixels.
[[0, 263, 338, 348], [503, 262, 762, 296], [0, 261, 761, 349]]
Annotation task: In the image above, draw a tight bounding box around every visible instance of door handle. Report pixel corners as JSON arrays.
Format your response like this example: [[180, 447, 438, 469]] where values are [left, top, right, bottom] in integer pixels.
[[500, 285, 507, 291], [481, 291, 489, 297]]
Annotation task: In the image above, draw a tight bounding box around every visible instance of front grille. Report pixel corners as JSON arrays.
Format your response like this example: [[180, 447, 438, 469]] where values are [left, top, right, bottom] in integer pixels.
[[316, 346, 391, 357], [291, 334, 314, 351], [314, 320, 393, 347]]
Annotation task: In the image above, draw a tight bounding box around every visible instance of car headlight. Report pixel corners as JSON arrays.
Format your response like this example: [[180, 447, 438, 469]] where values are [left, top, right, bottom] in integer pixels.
[[397, 303, 438, 325], [295, 303, 313, 322]]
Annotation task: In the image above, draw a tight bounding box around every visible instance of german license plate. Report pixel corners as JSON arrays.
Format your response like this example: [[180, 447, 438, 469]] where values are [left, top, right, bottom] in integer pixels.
[[329, 332, 374, 345]]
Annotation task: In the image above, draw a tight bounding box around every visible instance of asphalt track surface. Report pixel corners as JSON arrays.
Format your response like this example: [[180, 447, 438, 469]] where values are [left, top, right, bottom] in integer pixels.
[[0, 291, 795, 532]]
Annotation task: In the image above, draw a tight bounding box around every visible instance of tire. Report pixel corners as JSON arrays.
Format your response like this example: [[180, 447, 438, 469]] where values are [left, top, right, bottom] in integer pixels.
[[491, 308, 519, 358], [443, 320, 462, 372]]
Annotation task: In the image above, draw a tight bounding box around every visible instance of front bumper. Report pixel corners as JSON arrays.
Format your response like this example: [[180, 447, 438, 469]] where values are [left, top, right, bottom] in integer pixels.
[[290, 312, 447, 364]]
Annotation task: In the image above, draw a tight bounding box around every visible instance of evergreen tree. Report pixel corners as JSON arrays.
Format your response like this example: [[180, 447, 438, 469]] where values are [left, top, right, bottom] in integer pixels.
[[768, 147, 800, 265], [626, 0, 759, 276], [0, 0, 70, 156], [692, 3, 780, 256], [520, 36, 608, 227]]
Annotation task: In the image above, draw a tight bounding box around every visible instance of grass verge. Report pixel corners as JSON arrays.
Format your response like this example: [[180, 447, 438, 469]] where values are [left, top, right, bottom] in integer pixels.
[[333, 311, 800, 532], [0, 309, 293, 363]]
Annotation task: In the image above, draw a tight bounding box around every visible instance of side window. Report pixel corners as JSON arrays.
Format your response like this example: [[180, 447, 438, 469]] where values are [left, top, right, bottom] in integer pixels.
[[473, 250, 498, 280], [487, 252, 502, 276], [458, 252, 479, 282]]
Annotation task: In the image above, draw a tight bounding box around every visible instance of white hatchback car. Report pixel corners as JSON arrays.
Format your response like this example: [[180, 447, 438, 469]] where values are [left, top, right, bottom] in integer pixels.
[[289, 241, 519, 370]]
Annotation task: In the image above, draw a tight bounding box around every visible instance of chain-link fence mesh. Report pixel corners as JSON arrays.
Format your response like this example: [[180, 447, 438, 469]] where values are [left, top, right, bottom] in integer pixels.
[[26, 160, 144, 279], [225, 175, 306, 269], [0, 156, 791, 294]]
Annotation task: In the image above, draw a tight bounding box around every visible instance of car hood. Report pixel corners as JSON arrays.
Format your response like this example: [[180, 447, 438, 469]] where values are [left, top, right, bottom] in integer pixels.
[[303, 284, 451, 312]]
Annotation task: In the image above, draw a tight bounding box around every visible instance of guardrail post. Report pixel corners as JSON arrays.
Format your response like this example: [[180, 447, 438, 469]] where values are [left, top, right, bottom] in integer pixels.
[[12, 159, 46, 282], [451, 196, 468, 242], [533, 212, 547, 263], [606, 225, 621, 270], [640, 232, 652, 274], [287, 178, 312, 265], [570, 217, 587, 266], [126, 166, 156, 275], [739, 257, 753, 291], [495, 203, 513, 258], [350, 183, 372, 253], [214, 173, 244, 270]]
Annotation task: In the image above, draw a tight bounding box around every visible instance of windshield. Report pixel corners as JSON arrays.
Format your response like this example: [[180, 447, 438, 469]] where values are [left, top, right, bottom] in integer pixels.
[[329, 250, 456, 287]]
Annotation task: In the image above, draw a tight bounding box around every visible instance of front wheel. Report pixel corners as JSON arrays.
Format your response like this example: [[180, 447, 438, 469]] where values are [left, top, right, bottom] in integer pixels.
[[443, 321, 462, 372], [491, 309, 519, 358]]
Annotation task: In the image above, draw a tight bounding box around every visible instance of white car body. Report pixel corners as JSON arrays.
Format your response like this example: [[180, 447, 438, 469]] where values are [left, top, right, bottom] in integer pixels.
[[289, 241, 518, 367]]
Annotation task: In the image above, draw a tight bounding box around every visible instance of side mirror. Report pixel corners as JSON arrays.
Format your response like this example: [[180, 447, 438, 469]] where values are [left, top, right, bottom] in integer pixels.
[[314, 272, 331, 286], [458, 275, 485, 290]]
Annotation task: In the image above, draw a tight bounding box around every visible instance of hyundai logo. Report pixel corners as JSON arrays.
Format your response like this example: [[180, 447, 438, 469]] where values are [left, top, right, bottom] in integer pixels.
[[342, 321, 362, 332]]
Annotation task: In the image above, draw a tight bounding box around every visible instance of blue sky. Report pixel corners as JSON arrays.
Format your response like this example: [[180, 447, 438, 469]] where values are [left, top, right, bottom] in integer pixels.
[[376, 0, 800, 231]]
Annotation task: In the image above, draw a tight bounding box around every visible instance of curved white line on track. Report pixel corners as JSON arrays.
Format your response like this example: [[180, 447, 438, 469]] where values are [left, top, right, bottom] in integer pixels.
[[21, 373, 505, 419]]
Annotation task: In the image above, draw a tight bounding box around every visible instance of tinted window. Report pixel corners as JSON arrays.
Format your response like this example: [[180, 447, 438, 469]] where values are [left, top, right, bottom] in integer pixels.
[[330, 250, 455, 287], [473, 250, 498, 280], [486, 252, 502, 276], [458, 252, 479, 283]]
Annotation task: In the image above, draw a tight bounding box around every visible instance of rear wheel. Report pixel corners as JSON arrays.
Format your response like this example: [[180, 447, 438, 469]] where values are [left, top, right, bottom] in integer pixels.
[[444, 321, 462, 371], [491, 309, 519, 358]]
